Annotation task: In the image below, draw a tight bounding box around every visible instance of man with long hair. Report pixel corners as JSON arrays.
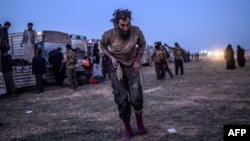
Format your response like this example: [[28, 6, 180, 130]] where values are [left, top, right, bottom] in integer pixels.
[[100, 9, 147, 140]]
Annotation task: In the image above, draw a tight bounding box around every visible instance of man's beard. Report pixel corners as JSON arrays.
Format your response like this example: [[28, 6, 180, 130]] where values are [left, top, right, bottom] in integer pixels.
[[118, 28, 130, 40]]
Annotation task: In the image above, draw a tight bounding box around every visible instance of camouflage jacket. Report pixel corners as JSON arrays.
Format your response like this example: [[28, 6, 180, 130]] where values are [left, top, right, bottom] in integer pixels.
[[64, 49, 76, 69]]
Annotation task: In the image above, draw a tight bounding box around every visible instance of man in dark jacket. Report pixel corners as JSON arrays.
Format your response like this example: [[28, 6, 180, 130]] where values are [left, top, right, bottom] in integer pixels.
[[49, 47, 66, 86], [0, 21, 11, 52], [32, 49, 46, 93], [1, 50, 16, 96]]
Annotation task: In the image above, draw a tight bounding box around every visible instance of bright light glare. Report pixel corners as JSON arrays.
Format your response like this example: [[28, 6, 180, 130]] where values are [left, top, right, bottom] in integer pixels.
[[205, 50, 224, 58], [200, 48, 224, 59], [220, 52, 224, 56], [214, 52, 220, 56]]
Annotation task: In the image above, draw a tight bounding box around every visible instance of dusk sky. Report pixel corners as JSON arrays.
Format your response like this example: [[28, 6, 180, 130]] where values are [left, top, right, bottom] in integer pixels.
[[1, 0, 249, 53]]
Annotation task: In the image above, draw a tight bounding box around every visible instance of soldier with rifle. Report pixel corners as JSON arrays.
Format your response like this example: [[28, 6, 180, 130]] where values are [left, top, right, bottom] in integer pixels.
[[62, 44, 77, 90]]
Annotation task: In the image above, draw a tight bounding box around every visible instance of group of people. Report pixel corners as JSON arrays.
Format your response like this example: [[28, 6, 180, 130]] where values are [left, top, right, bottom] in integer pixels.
[[1, 8, 248, 140], [151, 41, 186, 80], [0, 21, 47, 94], [47, 42, 112, 89], [151, 42, 173, 80], [0, 21, 36, 63], [48, 44, 79, 91], [224, 44, 246, 70], [0, 10, 196, 140], [0, 21, 79, 94]]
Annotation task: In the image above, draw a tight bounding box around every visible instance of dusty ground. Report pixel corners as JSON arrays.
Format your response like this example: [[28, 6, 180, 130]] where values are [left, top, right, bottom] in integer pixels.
[[0, 58, 250, 141]]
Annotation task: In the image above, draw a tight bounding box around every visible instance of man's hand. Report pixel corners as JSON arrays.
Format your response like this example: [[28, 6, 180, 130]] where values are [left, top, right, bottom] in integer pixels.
[[4, 41, 10, 49], [132, 61, 141, 73], [111, 57, 118, 69], [5, 44, 10, 50]]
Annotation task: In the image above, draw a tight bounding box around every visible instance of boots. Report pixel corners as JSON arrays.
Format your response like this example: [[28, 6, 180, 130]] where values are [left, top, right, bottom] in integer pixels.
[[135, 111, 147, 134], [122, 121, 133, 140]]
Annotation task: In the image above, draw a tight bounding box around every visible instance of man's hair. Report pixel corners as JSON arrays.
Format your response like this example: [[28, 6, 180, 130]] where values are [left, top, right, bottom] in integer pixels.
[[4, 21, 11, 26], [57, 47, 62, 51], [28, 22, 33, 26], [110, 9, 132, 26], [38, 49, 43, 55], [66, 44, 72, 49]]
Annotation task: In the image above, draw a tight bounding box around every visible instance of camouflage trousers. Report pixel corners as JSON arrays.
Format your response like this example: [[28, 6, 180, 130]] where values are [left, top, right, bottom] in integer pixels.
[[66, 68, 77, 89], [110, 64, 144, 122]]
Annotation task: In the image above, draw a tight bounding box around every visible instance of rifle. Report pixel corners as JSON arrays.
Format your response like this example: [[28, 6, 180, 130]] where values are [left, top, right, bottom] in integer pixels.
[[59, 63, 64, 73], [140, 65, 145, 84], [71, 69, 76, 91]]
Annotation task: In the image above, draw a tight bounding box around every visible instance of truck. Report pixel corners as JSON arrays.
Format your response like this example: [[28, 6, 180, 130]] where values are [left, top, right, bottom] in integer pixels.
[[8, 32, 37, 89], [7, 30, 88, 90]]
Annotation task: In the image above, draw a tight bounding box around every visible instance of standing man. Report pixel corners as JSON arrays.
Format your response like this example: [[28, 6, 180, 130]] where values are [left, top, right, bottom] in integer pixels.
[[62, 44, 77, 90], [32, 49, 46, 93], [49, 47, 66, 86], [1, 50, 16, 96], [166, 42, 186, 75], [21, 22, 36, 63], [100, 9, 146, 140], [92, 42, 102, 77], [0, 21, 11, 53], [151, 41, 167, 80]]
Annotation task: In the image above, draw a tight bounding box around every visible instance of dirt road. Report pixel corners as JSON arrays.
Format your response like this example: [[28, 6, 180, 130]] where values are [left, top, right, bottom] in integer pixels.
[[0, 58, 250, 141]]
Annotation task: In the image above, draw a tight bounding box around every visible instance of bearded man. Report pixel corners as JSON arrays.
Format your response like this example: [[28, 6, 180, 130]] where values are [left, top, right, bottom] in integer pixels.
[[100, 9, 147, 140], [21, 22, 36, 63]]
